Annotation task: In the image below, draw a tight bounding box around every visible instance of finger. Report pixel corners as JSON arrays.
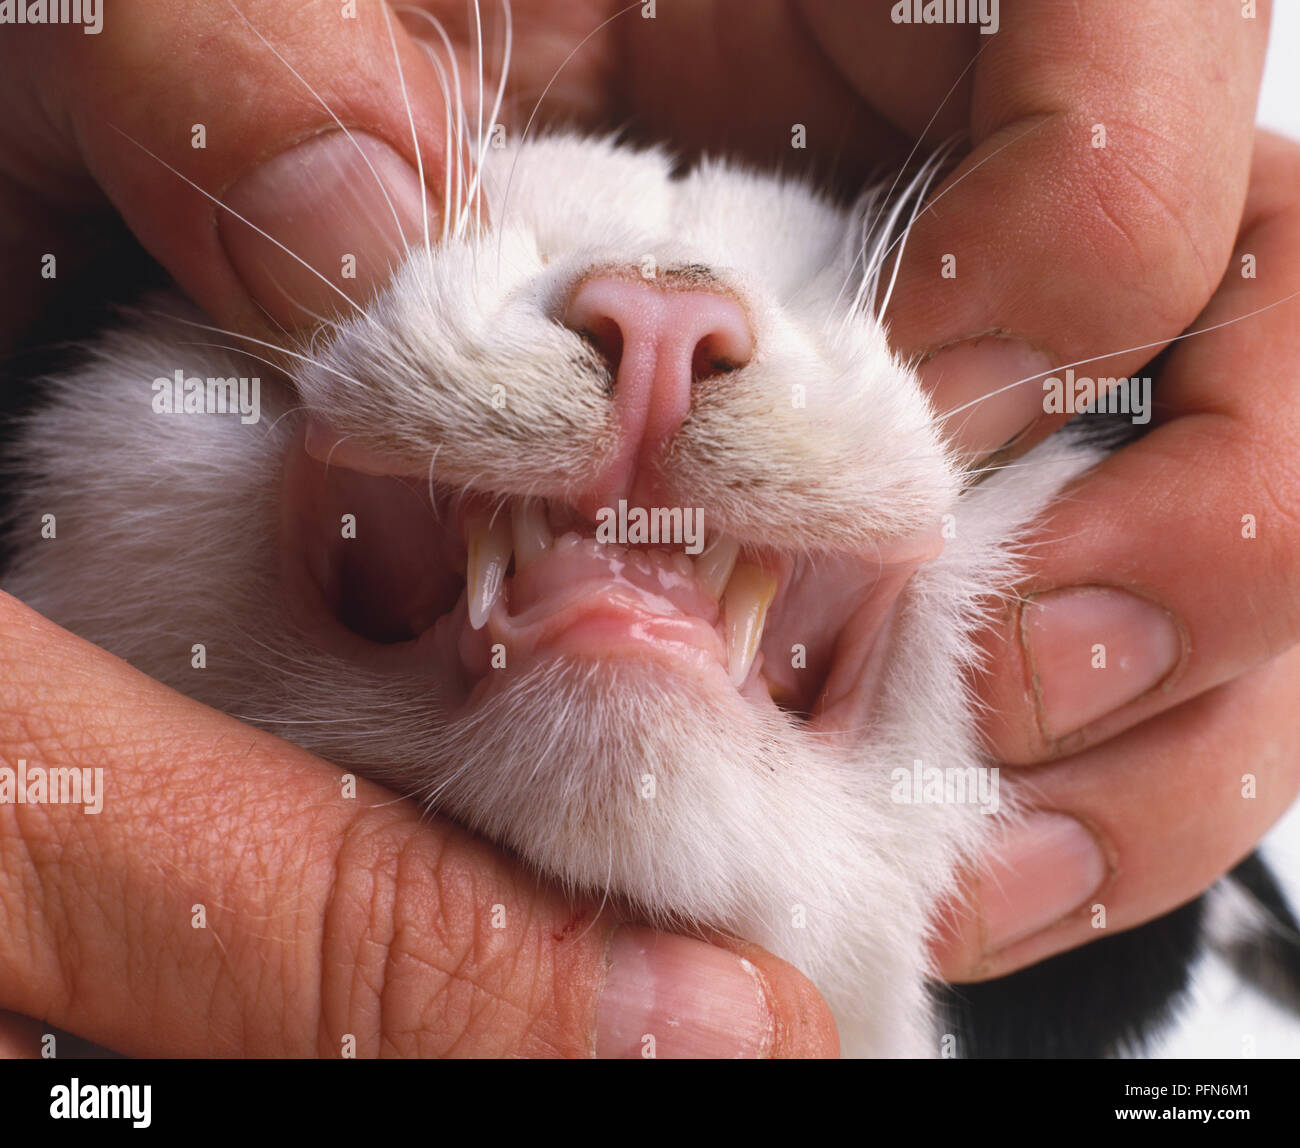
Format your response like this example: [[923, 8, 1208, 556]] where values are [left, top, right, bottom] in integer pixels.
[[935, 641, 1300, 981], [0, 592, 837, 1058], [0, 1011, 46, 1059], [977, 129, 1300, 764], [882, 0, 1270, 454], [617, 0, 919, 182], [0, 1012, 117, 1059], [1, 0, 449, 335]]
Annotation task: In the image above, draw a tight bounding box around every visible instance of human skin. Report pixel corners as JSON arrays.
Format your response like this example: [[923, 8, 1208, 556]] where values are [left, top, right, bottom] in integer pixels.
[[0, 0, 1296, 1055]]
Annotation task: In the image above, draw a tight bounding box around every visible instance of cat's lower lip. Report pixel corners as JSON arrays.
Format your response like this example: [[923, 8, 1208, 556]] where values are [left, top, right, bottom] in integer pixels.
[[279, 426, 940, 726]]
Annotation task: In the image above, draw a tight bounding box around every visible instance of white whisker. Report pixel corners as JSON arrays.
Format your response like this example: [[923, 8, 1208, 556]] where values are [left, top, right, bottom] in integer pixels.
[[379, 1, 432, 260], [943, 285, 1300, 421], [148, 311, 365, 389], [108, 124, 367, 318], [495, 0, 642, 266], [223, 0, 410, 248], [399, 5, 470, 234]]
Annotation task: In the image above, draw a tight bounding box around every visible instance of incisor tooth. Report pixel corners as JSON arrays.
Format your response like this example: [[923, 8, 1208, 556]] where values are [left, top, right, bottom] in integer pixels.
[[511, 499, 552, 568], [723, 562, 777, 685], [465, 510, 513, 630], [695, 534, 740, 599]]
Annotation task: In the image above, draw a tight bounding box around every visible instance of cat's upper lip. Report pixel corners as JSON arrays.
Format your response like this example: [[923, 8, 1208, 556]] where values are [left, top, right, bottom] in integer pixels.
[[281, 424, 942, 726]]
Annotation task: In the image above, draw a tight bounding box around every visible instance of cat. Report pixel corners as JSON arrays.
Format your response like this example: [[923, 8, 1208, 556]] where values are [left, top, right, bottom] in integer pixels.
[[3, 37, 1299, 1060]]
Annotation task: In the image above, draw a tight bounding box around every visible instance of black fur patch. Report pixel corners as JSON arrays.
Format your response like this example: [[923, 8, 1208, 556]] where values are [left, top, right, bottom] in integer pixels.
[[940, 852, 1300, 1058]]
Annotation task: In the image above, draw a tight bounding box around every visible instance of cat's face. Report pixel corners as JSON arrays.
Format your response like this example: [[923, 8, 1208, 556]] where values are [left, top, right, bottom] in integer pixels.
[[275, 135, 961, 912]]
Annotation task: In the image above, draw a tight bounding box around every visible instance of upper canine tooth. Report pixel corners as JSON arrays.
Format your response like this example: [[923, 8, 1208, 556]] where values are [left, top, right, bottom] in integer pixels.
[[723, 562, 777, 685], [695, 534, 740, 599], [465, 510, 513, 630], [511, 499, 552, 569]]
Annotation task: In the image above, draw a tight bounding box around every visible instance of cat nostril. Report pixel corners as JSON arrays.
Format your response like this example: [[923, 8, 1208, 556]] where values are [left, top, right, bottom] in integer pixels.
[[690, 334, 747, 384], [575, 315, 626, 388], [563, 273, 755, 395]]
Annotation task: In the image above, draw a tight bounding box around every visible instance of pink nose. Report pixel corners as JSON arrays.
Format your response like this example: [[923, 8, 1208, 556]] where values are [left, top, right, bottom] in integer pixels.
[[564, 272, 754, 511]]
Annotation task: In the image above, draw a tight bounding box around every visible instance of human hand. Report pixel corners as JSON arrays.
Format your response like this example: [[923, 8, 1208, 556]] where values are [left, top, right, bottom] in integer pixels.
[[0, 1, 838, 1058], [0, 591, 837, 1057], [933, 130, 1300, 979]]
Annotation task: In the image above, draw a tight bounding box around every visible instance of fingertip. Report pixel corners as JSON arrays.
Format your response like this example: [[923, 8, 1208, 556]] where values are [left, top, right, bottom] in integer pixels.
[[594, 927, 839, 1059], [219, 129, 436, 328], [703, 933, 841, 1059]]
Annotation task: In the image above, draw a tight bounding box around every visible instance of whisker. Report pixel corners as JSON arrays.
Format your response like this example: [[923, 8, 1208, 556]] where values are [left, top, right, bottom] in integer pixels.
[[316, 431, 360, 470], [832, 46, 991, 320], [858, 120, 1048, 332], [399, 5, 470, 234], [263, 401, 315, 437], [941, 285, 1300, 421], [107, 124, 367, 319], [463, 0, 513, 243], [871, 37, 992, 244], [172, 339, 298, 383], [252, 262, 343, 330], [473, 0, 485, 237], [223, 0, 410, 248], [495, 1, 642, 267], [146, 311, 365, 389], [412, 36, 457, 243], [875, 144, 954, 320], [379, 1, 432, 260]]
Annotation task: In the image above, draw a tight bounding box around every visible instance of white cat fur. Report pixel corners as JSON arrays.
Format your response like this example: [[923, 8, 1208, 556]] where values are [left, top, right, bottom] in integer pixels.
[[2, 135, 1105, 1057]]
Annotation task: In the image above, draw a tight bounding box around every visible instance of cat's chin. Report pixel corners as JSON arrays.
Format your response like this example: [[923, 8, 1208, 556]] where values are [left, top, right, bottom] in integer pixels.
[[424, 654, 849, 917]]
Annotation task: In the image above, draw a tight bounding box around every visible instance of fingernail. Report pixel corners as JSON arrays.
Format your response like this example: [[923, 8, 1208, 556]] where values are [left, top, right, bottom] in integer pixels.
[[595, 927, 774, 1058], [918, 337, 1054, 455], [1022, 587, 1182, 739], [220, 130, 431, 327], [981, 813, 1108, 953]]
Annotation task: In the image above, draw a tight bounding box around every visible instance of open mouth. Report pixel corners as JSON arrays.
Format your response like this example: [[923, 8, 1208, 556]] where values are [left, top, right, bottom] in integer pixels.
[[279, 425, 941, 733]]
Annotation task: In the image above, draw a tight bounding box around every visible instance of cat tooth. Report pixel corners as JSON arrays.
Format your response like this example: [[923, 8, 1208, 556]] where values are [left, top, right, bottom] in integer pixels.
[[695, 534, 741, 599], [511, 499, 552, 569], [464, 511, 513, 630], [723, 563, 778, 685]]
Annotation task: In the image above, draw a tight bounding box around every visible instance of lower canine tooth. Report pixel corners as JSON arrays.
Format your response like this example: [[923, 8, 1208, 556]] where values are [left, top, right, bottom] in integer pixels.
[[465, 510, 513, 630], [723, 563, 777, 685], [511, 499, 552, 568], [695, 534, 740, 599]]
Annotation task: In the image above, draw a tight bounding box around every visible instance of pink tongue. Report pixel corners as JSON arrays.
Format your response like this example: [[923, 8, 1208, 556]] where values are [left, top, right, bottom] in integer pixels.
[[509, 537, 719, 621], [464, 538, 726, 677]]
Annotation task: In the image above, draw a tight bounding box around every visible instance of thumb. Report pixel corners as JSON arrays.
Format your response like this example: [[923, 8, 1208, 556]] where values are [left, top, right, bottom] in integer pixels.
[[880, 0, 1268, 456], [0, 592, 838, 1058], [3, 0, 444, 336]]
